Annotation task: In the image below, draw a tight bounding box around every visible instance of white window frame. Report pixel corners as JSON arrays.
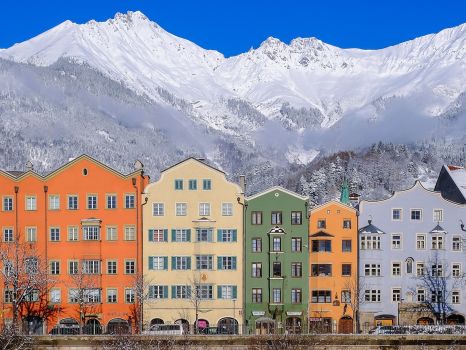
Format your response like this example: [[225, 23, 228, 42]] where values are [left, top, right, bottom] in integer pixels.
[[222, 203, 233, 216], [416, 234, 426, 250], [175, 203, 187, 216], [433, 208, 443, 223], [410, 208, 422, 221], [152, 203, 164, 216], [49, 195, 60, 210], [391, 233, 402, 250], [25, 196, 37, 211], [199, 203, 211, 216], [392, 208, 402, 221]]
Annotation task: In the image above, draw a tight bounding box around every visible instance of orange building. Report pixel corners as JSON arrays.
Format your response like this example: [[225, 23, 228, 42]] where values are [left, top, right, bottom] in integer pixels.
[[0, 155, 149, 334], [308, 201, 358, 333]]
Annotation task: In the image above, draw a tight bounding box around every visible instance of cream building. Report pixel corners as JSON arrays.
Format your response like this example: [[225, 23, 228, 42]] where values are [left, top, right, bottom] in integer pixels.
[[143, 158, 244, 334]]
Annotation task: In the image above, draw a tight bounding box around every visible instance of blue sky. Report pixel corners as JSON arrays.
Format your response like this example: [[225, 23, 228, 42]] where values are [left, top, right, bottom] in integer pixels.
[[2, 0, 466, 56]]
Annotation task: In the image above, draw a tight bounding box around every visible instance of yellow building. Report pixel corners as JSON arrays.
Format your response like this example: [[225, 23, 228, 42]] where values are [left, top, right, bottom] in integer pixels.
[[142, 158, 244, 334]]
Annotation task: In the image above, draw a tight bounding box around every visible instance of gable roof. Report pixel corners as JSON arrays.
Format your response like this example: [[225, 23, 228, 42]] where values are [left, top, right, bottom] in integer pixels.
[[358, 220, 385, 234], [429, 224, 447, 234], [160, 157, 225, 175], [435, 164, 466, 203], [310, 200, 357, 213], [246, 186, 308, 201]]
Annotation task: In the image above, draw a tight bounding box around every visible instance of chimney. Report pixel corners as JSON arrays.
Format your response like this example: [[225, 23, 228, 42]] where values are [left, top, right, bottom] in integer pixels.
[[239, 175, 246, 194], [25, 161, 33, 171]]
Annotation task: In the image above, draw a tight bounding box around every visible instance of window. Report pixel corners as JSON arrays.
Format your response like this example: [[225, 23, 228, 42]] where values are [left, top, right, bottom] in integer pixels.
[[251, 211, 262, 225], [222, 203, 233, 216], [365, 289, 381, 302], [311, 290, 331, 303], [252, 263, 262, 277], [291, 289, 302, 303], [24, 289, 39, 302], [152, 203, 164, 216], [176, 203, 187, 216], [196, 285, 213, 299], [291, 211, 302, 225], [417, 289, 425, 302], [3, 228, 14, 242], [50, 227, 60, 242], [125, 260, 135, 274], [392, 234, 402, 249], [452, 236, 462, 251], [432, 264, 443, 277], [69, 261, 79, 275], [172, 256, 191, 270], [188, 179, 197, 190], [416, 235, 426, 250], [392, 288, 401, 302], [218, 229, 236, 242], [272, 237, 281, 252], [271, 211, 282, 225], [291, 238, 302, 252], [392, 209, 402, 220], [195, 255, 213, 270], [196, 228, 213, 242], [432, 235, 444, 250], [452, 290, 460, 304], [173, 285, 191, 299], [343, 219, 351, 229], [202, 179, 212, 190], [311, 240, 331, 252], [416, 262, 425, 276], [252, 288, 262, 303], [174, 179, 183, 190], [272, 288, 281, 303], [25, 259, 38, 276], [106, 195, 117, 209], [82, 260, 100, 274], [317, 219, 326, 229], [364, 263, 381, 276], [252, 238, 262, 252], [26, 227, 37, 242], [411, 209, 422, 221], [125, 194, 135, 209], [107, 260, 117, 274], [68, 226, 78, 241], [25, 196, 36, 211], [149, 285, 168, 299], [392, 262, 401, 276], [173, 229, 191, 242], [83, 289, 101, 303], [87, 195, 97, 209], [218, 256, 237, 270], [3, 197, 13, 211], [148, 256, 167, 270], [452, 263, 461, 278], [50, 261, 60, 275], [68, 289, 79, 303], [106, 227, 117, 241], [406, 258, 413, 274], [107, 289, 117, 303], [199, 203, 211, 216], [124, 226, 135, 241], [50, 289, 61, 303], [342, 290, 351, 303], [149, 229, 167, 242], [4, 289, 13, 303], [68, 195, 78, 210], [311, 264, 332, 277], [342, 240, 352, 252], [83, 226, 100, 240], [291, 262, 302, 277], [273, 262, 282, 277], [49, 195, 60, 210], [218, 285, 236, 299], [360, 236, 381, 250], [125, 289, 135, 303], [431, 290, 443, 303], [342, 264, 352, 276], [433, 209, 443, 223]]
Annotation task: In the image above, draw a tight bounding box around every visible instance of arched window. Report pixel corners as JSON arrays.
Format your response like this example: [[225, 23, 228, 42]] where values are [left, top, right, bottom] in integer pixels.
[[406, 257, 414, 274]]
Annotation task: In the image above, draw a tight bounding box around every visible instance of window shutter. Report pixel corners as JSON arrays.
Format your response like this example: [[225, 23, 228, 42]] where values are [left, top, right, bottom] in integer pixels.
[[172, 229, 177, 242], [217, 286, 222, 299], [186, 229, 191, 242], [233, 286, 237, 299], [163, 257, 168, 270], [163, 229, 168, 242], [217, 229, 223, 242], [208, 230, 213, 242], [148, 256, 154, 270], [171, 286, 176, 299], [163, 286, 168, 298], [187, 257, 191, 270], [171, 257, 176, 270], [148, 229, 154, 242], [232, 230, 237, 242], [232, 257, 237, 270], [217, 257, 222, 270], [187, 286, 191, 296]]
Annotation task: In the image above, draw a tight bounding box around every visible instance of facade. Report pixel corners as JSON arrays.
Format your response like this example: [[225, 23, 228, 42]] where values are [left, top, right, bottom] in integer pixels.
[[244, 187, 309, 334], [308, 201, 358, 333], [359, 181, 466, 330], [142, 158, 244, 333], [0, 155, 149, 334]]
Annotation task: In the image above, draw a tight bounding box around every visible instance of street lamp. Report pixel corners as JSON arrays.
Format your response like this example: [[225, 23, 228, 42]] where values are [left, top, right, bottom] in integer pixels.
[[232, 298, 237, 334]]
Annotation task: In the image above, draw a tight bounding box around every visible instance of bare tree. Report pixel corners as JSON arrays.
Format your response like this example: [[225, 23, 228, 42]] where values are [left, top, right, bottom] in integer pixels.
[[187, 272, 207, 334], [342, 276, 367, 333], [128, 273, 153, 334], [0, 231, 57, 333], [0, 325, 32, 350], [414, 254, 466, 325]]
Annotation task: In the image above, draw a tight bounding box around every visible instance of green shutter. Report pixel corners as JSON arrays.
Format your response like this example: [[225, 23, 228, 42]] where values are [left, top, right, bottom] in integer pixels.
[[187, 257, 191, 270], [217, 286, 222, 299], [232, 286, 237, 299], [208, 230, 213, 242], [171, 286, 176, 299], [232, 230, 237, 242], [163, 257, 168, 270], [171, 257, 176, 270], [163, 286, 168, 298], [217, 229, 223, 242], [148, 256, 154, 270], [217, 257, 222, 270], [232, 257, 237, 270], [186, 229, 191, 242], [148, 229, 154, 242], [186, 286, 191, 296], [172, 229, 177, 242], [163, 229, 168, 241]]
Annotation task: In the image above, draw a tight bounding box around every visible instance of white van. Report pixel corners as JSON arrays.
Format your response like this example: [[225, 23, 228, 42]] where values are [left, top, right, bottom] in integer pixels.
[[146, 324, 184, 335]]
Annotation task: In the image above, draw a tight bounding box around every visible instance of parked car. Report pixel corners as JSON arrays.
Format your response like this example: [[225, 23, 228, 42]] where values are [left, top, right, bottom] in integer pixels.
[[145, 324, 184, 335]]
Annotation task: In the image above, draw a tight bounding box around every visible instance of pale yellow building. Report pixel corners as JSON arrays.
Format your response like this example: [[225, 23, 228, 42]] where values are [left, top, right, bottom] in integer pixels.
[[142, 158, 244, 334]]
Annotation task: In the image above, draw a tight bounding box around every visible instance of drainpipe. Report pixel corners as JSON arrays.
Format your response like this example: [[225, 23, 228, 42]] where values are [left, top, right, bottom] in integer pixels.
[[43, 185, 48, 332], [237, 195, 247, 334], [13, 185, 19, 329]]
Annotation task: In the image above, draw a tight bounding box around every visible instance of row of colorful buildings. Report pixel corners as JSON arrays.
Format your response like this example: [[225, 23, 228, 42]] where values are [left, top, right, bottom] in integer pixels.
[[1, 155, 466, 335]]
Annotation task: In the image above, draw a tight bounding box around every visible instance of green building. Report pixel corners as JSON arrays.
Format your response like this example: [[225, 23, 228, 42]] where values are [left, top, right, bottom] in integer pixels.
[[244, 186, 309, 334]]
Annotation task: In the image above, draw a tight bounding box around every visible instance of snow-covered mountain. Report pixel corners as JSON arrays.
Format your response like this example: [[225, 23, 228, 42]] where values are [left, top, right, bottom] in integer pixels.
[[0, 11, 465, 199]]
